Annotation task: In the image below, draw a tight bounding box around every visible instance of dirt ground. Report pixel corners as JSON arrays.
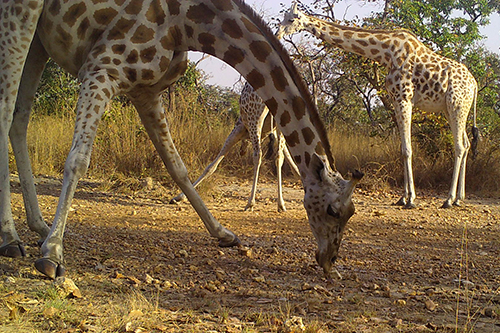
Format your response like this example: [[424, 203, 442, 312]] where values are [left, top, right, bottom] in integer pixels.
[[0, 174, 499, 332]]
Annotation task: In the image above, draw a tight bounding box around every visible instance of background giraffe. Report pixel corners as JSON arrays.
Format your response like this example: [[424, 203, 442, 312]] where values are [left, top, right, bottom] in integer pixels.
[[170, 82, 300, 212], [278, 4, 478, 209], [1, 0, 362, 280]]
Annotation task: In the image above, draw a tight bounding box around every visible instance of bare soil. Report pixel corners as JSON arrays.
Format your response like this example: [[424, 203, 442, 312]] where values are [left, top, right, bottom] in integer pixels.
[[1, 175, 499, 332]]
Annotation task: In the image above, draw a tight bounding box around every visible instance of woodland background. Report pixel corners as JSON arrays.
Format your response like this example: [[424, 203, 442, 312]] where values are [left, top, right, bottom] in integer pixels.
[[16, 0, 500, 198]]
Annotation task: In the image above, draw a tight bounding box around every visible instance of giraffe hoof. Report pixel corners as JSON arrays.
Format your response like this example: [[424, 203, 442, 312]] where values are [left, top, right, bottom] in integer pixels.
[[403, 202, 416, 209], [277, 206, 286, 213], [0, 243, 26, 258], [169, 194, 186, 204], [218, 234, 241, 248], [394, 197, 406, 206], [441, 201, 453, 209], [453, 201, 462, 207], [35, 258, 66, 280]]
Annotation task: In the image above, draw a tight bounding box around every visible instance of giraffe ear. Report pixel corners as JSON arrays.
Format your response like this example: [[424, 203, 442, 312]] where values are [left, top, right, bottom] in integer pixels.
[[310, 153, 327, 182]]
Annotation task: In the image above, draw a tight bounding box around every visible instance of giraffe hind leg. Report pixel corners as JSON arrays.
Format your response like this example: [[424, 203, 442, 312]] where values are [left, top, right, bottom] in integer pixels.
[[132, 94, 240, 247]]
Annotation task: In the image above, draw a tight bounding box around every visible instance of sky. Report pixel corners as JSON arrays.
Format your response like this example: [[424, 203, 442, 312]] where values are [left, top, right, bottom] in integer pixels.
[[189, 0, 500, 89]]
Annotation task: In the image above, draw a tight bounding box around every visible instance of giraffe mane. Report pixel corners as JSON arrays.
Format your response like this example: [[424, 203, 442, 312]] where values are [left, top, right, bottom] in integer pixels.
[[332, 22, 419, 39], [232, 0, 335, 169]]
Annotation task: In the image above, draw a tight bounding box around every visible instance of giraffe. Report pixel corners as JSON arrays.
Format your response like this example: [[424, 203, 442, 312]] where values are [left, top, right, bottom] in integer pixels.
[[278, 4, 478, 209], [0, 0, 51, 258], [170, 81, 300, 212], [0, 0, 363, 280]]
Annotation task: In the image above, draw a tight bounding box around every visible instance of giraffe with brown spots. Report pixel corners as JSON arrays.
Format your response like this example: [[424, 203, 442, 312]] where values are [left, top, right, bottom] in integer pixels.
[[278, 4, 478, 209], [1, 0, 363, 280], [170, 82, 300, 212]]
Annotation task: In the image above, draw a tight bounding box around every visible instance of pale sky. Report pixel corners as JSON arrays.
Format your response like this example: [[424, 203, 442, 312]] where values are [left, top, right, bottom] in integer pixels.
[[189, 0, 500, 89]]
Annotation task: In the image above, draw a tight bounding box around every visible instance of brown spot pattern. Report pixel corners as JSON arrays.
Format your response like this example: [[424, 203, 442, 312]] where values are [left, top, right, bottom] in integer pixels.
[[222, 45, 244, 67], [246, 70, 265, 90], [94, 8, 118, 25], [124, 0, 143, 15], [63, 2, 87, 27], [292, 97, 305, 120], [222, 19, 243, 39], [108, 17, 135, 40], [186, 3, 215, 24], [198, 32, 216, 54], [146, 0, 166, 25], [131, 25, 155, 44], [249, 40, 272, 63], [210, 0, 233, 11], [302, 127, 315, 145], [270, 67, 287, 92], [286, 131, 300, 147]]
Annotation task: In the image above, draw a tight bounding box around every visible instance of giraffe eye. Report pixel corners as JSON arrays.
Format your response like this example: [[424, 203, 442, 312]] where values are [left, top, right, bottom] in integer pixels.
[[327, 205, 340, 218]]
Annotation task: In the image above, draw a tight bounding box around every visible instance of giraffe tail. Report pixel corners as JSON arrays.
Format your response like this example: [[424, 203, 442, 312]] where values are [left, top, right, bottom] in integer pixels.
[[265, 132, 276, 160], [471, 84, 479, 160]]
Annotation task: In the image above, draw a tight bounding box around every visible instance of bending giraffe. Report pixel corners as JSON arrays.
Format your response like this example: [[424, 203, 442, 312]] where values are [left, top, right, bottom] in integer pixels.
[[170, 82, 300, 212], [278, 4, 478, 209], [0, 0, 362, 280]]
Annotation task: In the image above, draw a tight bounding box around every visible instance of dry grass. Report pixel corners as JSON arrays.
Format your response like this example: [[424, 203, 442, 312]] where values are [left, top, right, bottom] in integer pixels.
[[9, 100, 500, 200]]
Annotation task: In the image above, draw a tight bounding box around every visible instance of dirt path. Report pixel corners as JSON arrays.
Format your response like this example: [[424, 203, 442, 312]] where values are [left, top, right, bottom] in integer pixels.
[[1, 176, 499, 332]]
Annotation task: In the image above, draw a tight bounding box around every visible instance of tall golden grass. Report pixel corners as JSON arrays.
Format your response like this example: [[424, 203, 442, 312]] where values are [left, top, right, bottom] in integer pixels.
[[13, 99, 500, 198]]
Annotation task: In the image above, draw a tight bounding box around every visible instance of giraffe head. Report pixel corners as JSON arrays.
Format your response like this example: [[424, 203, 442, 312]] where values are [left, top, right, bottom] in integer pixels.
[[303, 154, 363, 279], [277, 3, 306, 39]]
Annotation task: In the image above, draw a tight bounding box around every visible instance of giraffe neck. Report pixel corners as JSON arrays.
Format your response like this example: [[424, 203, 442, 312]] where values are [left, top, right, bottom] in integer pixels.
[[298, 13, 424, 69]]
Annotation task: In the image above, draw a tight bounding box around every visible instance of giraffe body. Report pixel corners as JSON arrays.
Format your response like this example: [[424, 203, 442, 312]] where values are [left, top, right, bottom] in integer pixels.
[[171, 82, 300, 212], [1, 0, 362, 280], [279, 4, 477, 208]]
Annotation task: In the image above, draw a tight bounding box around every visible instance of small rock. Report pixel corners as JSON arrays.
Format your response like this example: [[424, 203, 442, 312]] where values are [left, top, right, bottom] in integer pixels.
[[141, 177, 154, 190], [301, 282, 312, 291], [43, 306, 58, 318], [395, 299, 406, 306], [424, 299, 437, 311], [145, 274, 154, 284], [253, 275, 265, 283], [483, 307, 496, 318], [178, 249, 188, 258], [238, 246, 253, 258], [5, 276, 15, 284], [390, 318, 403, 327], [425, 288, 435, 296]]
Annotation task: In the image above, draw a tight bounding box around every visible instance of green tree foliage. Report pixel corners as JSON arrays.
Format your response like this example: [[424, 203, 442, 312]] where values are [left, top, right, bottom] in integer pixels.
[[34, 59, 79, 116]]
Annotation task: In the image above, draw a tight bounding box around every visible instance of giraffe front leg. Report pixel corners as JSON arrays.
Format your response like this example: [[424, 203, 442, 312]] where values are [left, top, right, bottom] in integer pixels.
[[442, 126, 470, 208], [0, 0, 44, 259], [394, 102, 416, 209], [0, 122, 25, 258], [35, 74, 111, 279], [10, 36, 50, 246], [132, 94, 240, 247]]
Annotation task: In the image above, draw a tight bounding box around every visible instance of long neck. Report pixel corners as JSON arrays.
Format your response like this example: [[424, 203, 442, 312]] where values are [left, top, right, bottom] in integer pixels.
[[299, 13, 422, 68], [181, 0, 334, 173]]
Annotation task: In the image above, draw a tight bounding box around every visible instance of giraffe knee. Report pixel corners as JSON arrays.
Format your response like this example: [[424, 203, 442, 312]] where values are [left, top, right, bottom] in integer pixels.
[[64, 151, 91, 179]]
